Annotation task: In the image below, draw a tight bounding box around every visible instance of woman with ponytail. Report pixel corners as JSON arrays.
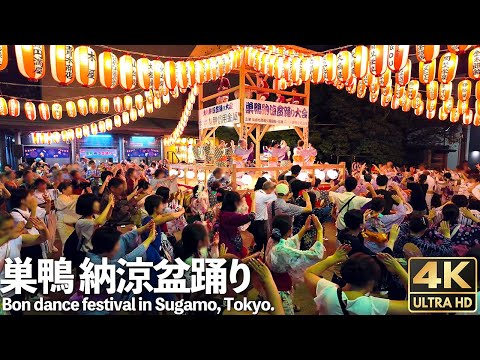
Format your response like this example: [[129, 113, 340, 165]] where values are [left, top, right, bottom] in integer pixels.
[[265, 214, 325, 315]]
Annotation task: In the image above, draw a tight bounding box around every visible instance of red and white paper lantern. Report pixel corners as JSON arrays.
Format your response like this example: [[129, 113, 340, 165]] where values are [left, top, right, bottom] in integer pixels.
[[74, 46, 96, 87], [98, 51, 118, 89], [50, 45, 75, 85]]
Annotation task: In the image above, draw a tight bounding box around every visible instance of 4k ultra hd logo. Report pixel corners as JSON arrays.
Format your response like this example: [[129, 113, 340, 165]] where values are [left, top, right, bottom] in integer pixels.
[[409, 257, 477, 313]]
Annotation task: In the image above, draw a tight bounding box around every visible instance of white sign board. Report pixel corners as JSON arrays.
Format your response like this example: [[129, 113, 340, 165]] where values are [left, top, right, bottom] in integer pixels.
[[198, 99, 240, 130], [244, 99, 309, 127]]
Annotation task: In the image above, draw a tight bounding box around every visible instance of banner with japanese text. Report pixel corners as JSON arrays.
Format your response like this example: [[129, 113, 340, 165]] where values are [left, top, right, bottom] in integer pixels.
[[199, 99, 240, 130], [244, 99, 309, 127]]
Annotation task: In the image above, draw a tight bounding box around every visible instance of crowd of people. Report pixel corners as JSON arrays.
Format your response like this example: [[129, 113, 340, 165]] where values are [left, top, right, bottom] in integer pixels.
[[1, 153, 480, 315]]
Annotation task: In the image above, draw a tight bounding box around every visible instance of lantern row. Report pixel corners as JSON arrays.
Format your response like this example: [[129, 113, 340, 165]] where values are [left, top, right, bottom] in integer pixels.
[[1, 45, 243, 92], [247, 45, 480, 125], [0, 88, 179, 121], [164, 85, 198, 146]]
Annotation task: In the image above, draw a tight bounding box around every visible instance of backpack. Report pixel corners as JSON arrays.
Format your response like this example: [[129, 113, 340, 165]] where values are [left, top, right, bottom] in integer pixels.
[[63, 227, 86, 269]]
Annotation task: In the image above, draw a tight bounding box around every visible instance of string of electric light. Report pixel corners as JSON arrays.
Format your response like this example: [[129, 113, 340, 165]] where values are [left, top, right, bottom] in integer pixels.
[[164, 85, 198, 146]]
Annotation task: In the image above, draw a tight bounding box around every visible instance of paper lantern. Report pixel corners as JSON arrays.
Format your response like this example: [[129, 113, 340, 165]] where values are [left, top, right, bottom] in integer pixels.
[[66, 101, 77, 117], [113, 96, 123, 112], [48, 103, 61, 121], [119, 55, 137, 90], [130, 108, 137, 121], [0, 45, 8, 71], [357, 80, 367, 98], [174, 60, 188, 89], [114, 115, 121, 127], [82, 125, 90, 137], [381, 91, 392, 107], [426, 109, 436, 119], [138, 106, 146, 118], [134, 94, 144, 110], [145, 89, 154, 104], [448, 45, 472, 54], [8, 99, 20, 117], [395, 59, 411, 86], [137, 57, 153, 90], [310, 56, 323, 84], [184, 60, 196, 87], [412, 93, 422, 109], [75, 128, 83, 139], [61, 130, 68, 142], [463, 109, 473, 125], [346, 78, 357, 94], [171, 86, 179, 99], [99, 98, 109, 114], [163, 92, 170, 105], [336, 81, 345, 90], [208, 57, 218, 80], [419, 61, 436, 84], [15, 45, 46, 80], [407, 80, 419, 100], [152, 60, 165, 90], [122, 111, 129, 125], [38, 103, 50, 121], [401, 97, 412, 112], [391, 96, 400, 109], [336, 50, 352, 83], [154, 97, 162, 109], [98, 51, 118, 89], [98, 121, 106, 133], [477, 81, 480, 99], [369, 45, 388, 76], [426, 81, 438, 100], [50, 45, 75, 85], [381, 82, 392, 95], [387, 45, 409, 72], [369, 78, 379, 94], [426, 98, 437, 112], [416, 45, 440, 63], [105, 118, 113, 131], [194, 60, 205, 84], [0, 97, 7, 116], [322, 53, 337, 84], [458, 80, 472, 101], [123, 95, 133, 111], [477, 100, 480, 114], [362, 71, 374, 87], [290, 57, 302, 83], [46, 133, 53, 145], [468, 48, 480, 80], [377, 68, 391, 88], [369, 90, 379, 103], [300, 57, 311, 82], [146, 102, 154, 114], [438, 52, 458, 84], [67, 129, 75, 140], [88, 97, 98, 114], [399, 94, 408, 107], [450, 107, 460, 123], [352, 45, 368, 79], [77, 99, 88, 116], [438, 107, 448, 120], [474, 113, 480, 126], [457, 99, 469, 115], [74, 46, 96, 87], [164, 60, 177, 90], [90, 123, 98, 135], [52, 132, 61, 143], [443, 97, 454, 114], [24, 101, 36, 121], [394, 83, 405, 98], [439, 82, 452, 101], [282, 56, 293, 82]]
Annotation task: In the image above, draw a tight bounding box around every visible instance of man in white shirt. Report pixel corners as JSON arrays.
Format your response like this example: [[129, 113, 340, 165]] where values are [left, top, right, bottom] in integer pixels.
[[329, 177, 373, 231], [251, 181, 277, 252]]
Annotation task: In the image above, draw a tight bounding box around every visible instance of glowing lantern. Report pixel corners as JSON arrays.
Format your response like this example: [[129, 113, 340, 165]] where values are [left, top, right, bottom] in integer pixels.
[[395, 59, 411, 86], [163, 60, 177, 90], [86, 97, 98, 115], [122, 111, 129, 125], [49, 103, 61, 120], [90, 123, 98, 135], [468, 48, 480, 80], [114, 115, 121, 127], [416, 45, 440, 63], [145, 90, 153, 103], [438, 52, 458, 84], [336, 81, 345, 90], [357, 80, 367, 98], [362, 71, 374, 87], [137, 57, 153, 90], [300, 57, 311, 82], [369, 78, 379, 94], [336, 50, 352, 83], [66, 101, 76, 117], [346, 78, 357, 94], [282, 56, 293, 81], [322, 53, 336, 84], [209, 57, 218, 80], [381, 82, 392, 95], [426, 109, 436, 119], [477, 81, 480, 99], [24, 102, 36, 121], [123, 95, 133, 111], [50, 45, 75, 85], [377, 68, 391, 88], [450, 107, 460, 123], [38, 103, 50, 120], [82, 125, 90, 137], [119, 55, 136, 90], [61, 130, 68, 142], [15, 45, 46, 80], [475, 113, 480, 126], [369, 90, 379, 103], [309, 56, 322, 84], [98, 51, 118, 89], [419, 61, 436, 84], [113, 96, 123, 113], [458, 99, 469, 115], [105, 118, 113, 131], [52, 132, 61, 143], [407, 80, 419, 100], [163, 92, 170, 105], [352, 45, 368, 79], [369, 45, 388, 76], [154, 97, 162, 109], [273, 56, 284, 79], [75, 127, 83, 139], [135, 94, 144, 110], [426, 98, 437, 112], [438, 107, 448, 120], [152, 60, 165, 90], [426, 81, 438, 100], [98, 98, 109, 114], [98, 121, 106, 133], [387, 45, 409, 72], [0, 45, 8, 71], [439, 82, 452, 101], [381, 91, 392, 107], [146, 102, 154, 114], [74, 46, 96, 87], [67, 129, 75, 140], [443, 97, 454, 114], [477, 100, 480, 114], [138, 107, 145, 118], [448, 45, 472, 54], [174, 61, 188, 89], [46, 133, 53, 144], [391, 96, 400, 109], [171, 86, 179, 99], [8, 99, 19, 117], [399, 94, 408, 107], [463, 109, 473, 125], [130, 108, 137, 121], [194, 60, 205, 84], [458, 80, 472, 101], [183, 60, 195, 87], [0, 97, 7, 116], [77, 99, 88, 116], [401, 97, 412, 112], [412, 93, 422, 109], [394, 83, 405, 98], [290, 57, 302, 83]]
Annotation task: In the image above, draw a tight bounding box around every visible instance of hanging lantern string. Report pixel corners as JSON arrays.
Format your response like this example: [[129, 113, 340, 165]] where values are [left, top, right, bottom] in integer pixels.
[[0, 81, 117, 89], [252, 44, 354, 56], [0, 88, 143, 104]]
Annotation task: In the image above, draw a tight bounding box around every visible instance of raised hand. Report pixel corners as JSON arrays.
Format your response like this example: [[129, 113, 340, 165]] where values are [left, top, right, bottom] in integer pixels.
[[332, 244, 351, 263], [440, 221, 451, 238], [30, 217, 46, 231], [389, 224, 400, 243], [312, 215, 322, 231], [376, 253, 402, 274], [248, 258, 272, 283]]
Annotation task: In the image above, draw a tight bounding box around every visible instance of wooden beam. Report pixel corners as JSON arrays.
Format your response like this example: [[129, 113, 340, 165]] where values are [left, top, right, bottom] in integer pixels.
[[244, 85, 307, 98], [239, 58, 246, 140], [245, 73, 256, 87], [259, 124, 270, 140], [294, 127, 304, 140], [201, 86, 239, 103]]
